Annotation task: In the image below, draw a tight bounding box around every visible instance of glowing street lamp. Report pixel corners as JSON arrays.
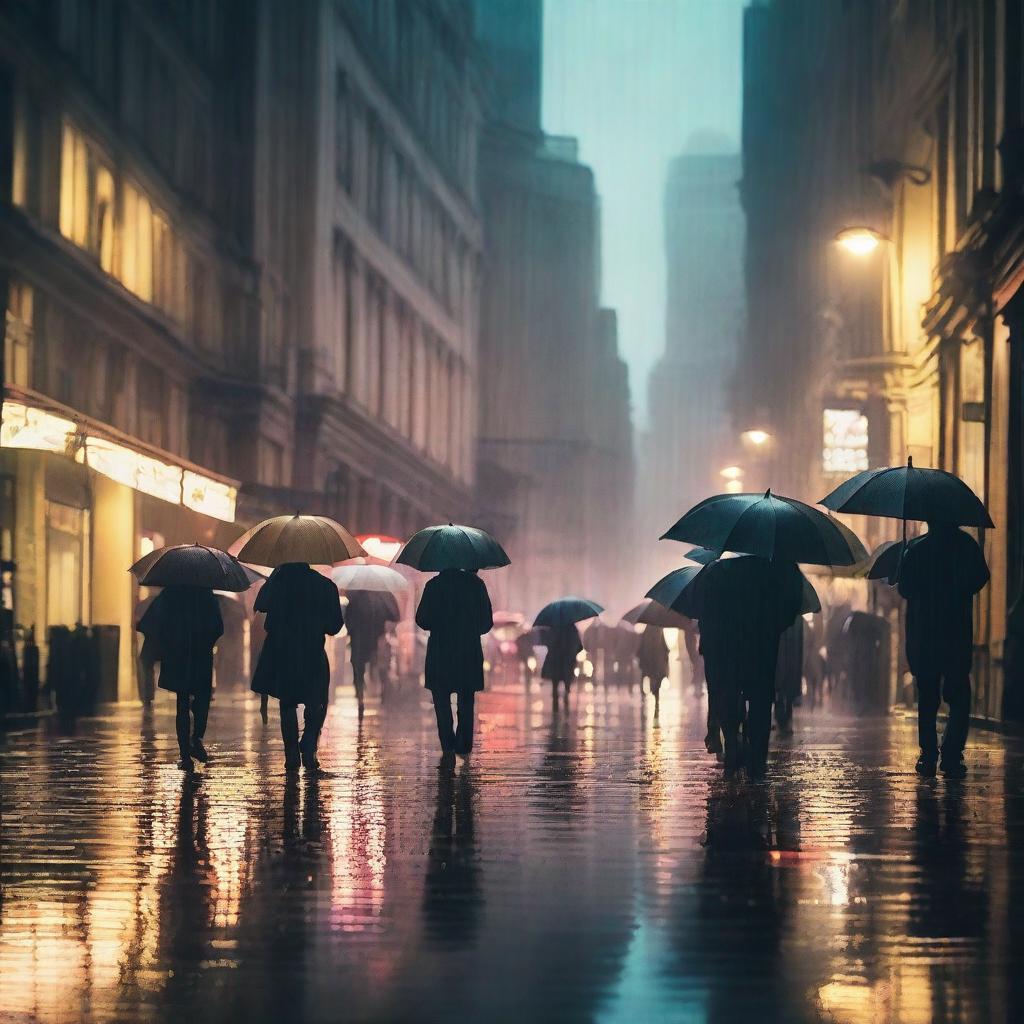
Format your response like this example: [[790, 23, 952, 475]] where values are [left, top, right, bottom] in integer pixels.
[[719, 465, 743, 480], [834, 226, 884, 256], [742, 429, 771, 448]]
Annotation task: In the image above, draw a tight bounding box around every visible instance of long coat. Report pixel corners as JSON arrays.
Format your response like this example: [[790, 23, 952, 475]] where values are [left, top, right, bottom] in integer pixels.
[[638, 625, 669, 682], [898, 526, 989, 678], [345, 591, 393, 667], [695, 557, 804, 699], [415, 569, 493, 694], [541, 623, 583, 683], [251, 563, 344, 706], [138, 587, 224, 696]]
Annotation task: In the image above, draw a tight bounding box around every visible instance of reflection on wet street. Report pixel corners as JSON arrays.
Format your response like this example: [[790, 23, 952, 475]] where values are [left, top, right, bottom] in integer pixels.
[[2, 673, 1023, 1023]]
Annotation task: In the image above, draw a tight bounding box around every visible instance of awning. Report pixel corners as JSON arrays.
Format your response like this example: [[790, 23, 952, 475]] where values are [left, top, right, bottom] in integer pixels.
[[1, 386, 238, 523]]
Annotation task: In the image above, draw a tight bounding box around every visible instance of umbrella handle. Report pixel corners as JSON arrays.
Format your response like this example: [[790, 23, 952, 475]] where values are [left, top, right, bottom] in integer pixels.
[[893, 516, 907, 586]]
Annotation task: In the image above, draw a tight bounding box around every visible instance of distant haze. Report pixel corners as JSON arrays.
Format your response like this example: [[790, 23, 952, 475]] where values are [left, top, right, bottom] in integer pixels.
[[542, 0, 744, 424]]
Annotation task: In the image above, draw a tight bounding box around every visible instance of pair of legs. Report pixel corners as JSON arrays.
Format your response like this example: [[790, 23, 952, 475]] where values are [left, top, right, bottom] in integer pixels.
[[432, 690, 475, 755], [176, 691, 210, 766], [280, 699, 329, 771], [716, 677, 774, 778], [775, 691, 795, 735], [916, 673, 970, 771]]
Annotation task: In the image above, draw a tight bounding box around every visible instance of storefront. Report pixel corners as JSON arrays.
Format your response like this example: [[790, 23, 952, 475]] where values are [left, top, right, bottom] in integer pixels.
[[1, 387, 240, 703]]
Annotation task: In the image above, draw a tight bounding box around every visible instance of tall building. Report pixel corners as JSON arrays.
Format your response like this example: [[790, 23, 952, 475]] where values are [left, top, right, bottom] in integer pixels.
[[640, 148, 744, 581], [735, 0, 1024, 723], [473, 0, 634, 615], [0, 0, 484, 700]]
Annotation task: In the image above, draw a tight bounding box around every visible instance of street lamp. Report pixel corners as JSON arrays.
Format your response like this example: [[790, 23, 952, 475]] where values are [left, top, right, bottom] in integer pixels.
[[741, 429, 771, 447], [834, 226, 884, 256], [719, 465, 743, 480]]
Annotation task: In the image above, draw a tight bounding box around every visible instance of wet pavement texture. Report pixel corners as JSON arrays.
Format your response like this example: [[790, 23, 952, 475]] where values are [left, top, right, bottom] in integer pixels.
[[2, 671, 1023, 1024]]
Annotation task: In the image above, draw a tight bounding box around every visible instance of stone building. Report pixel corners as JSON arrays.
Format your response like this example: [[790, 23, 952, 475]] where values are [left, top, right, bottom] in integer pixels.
[[473, 0, 634, 615], [640, 148, 744, 583], [735, 0, 1024, 722], [0, 0, 484, 699]]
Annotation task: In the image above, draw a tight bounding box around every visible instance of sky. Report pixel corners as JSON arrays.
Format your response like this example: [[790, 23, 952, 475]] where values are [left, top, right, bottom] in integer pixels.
[[542, 0, 745, 425]]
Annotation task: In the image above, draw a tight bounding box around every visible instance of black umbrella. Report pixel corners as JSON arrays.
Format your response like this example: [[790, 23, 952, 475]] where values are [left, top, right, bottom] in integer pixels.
[[648, 559, 821, 617], [866, 538, 926, 581], [621, 599, 691, 628], [347, 590, 401, 622], [533, 596, 604, 628], [683, 546, 716, 565], [396, 524, 510, 572], [821, 456, 993, 527], [129, 544, 262, 592], [662, 490, 867, 567]]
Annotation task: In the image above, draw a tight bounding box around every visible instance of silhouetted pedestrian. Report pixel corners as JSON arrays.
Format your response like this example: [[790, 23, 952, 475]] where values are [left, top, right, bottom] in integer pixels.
[[415, 568, 493, 756], [251, 563, 344, 774], [638, 624, 669, 699], [541, 622, 582, 696], [137, 586, 224, 770], [898, 523, 989, 778], [774, 617, 804, 736], [345, 590, 389, 700], [696, 557, 803, 778]]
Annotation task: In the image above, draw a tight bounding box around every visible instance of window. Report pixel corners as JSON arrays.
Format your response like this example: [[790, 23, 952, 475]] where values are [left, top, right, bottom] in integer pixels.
[[59, 119, 115, 272], [4, 281, 33, 388], [46, 501, 89, 628], [121, 181, 153, 301], [823, 409, 869, 474], [335, 72, 351, 189], [137, 362, 166, 448]]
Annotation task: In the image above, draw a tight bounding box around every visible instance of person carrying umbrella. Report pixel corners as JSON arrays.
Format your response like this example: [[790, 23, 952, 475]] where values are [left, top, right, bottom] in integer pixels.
[[397, 524, 508, 757], [345, 590, 400, 700], [637, 624, 670, 701], [130, 545, 257, 770], [535, 598, 603, 699], [823, 458, 991, 778], [237, 515, 362, 774]]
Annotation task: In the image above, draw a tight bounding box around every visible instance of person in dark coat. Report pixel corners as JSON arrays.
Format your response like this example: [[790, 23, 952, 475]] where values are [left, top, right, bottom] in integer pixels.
[[345, 590, 389, 698], [638, 625, 670, 700], [415, 568, 493, 756], [138, 586, 224, 769], [251, 563, 344, 773], [774, 616, 804, 736], [897, 523, 989, 778], [695, 557, 804, 779], [541, 622, 583, 696]]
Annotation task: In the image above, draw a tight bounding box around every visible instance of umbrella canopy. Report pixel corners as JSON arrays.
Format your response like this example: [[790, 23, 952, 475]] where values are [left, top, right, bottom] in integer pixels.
[[647, 559, 821, 617], [396, 523, 510, 572], [682, 546, 716, 565], [866, 537, 927, 581], [821, 456, 993, 527], [344, 589, 401, 622], [621, 599, 691, 628], [533, 596, 604, 628], [662, 490, 867, 567], [129, 544, 261, 592], [331, 562, 409, 595], [233, 514, 365, 567]]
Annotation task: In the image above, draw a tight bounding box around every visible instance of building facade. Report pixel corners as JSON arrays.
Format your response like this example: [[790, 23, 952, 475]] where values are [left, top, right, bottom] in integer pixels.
[[473, 0, 634, 615], [736, 0, 1024, 721], [0, 0, 484, 701], [640, 149, 744, 583]]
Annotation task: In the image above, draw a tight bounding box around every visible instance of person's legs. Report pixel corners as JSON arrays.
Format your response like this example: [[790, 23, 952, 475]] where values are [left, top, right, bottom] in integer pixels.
[[704, 673, 723, 754], [719, 682, 744, 772], [746, 689, 773, 779], [432, 690, 456, 752], [455, 691, 475, 754], [940, 673, 971, 773], [280, 702, 300, 770], [775, 692, 793, 734], [299, 700, 329, 769], [259, 692, 269, 724], [174, 693, 191, 765], [916, 675, 941, 766], [352, 657, 366, 695], [190, 690, 211, 762]]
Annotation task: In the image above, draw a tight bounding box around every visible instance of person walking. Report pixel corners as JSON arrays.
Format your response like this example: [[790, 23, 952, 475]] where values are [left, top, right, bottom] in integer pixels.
[[345, 590, 389, 700], [415, 568, 494, 757], [898, 523, 989, 778], [137, 586, 224, 771], [251, 563, 344, 774], [541, 622, 583, 697], [774, 616, 804, 736], [637, 624, 669, 700]]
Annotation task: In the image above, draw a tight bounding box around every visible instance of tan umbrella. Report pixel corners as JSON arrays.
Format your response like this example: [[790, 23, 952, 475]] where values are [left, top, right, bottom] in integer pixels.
[[232, 514, 366, 567]]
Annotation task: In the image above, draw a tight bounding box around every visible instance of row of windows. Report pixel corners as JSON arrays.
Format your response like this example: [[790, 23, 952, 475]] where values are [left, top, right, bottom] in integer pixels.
[[56, 120, 223, 355], [335, 72, 474, 318]]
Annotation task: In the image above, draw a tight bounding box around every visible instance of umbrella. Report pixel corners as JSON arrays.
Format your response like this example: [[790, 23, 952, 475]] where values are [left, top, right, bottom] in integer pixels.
[[129, 544, 262, 592], [331, 562, 409, 595], [682, 546, 716, 565], [662, 490, 867, 567], [821, 456, 993, 527], [533, 596, 604, 628], [233, 514, 365, 567], [621, 599, 691, 628], [396, 523, 510, 572], [344, 589, 401, 622], [866, 537, 925, 581], [647, 559, 821, 617]]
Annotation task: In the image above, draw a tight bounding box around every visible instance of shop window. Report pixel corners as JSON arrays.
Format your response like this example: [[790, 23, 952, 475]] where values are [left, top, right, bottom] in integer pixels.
[[45, 501, 89, 628]]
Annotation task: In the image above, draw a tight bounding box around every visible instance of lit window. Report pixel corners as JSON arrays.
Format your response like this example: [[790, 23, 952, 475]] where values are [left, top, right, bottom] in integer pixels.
[[823, 409, 869, 473]]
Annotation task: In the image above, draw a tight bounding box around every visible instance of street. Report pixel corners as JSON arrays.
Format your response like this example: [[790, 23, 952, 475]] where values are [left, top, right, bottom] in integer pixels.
[[2, 671, 1022, 1024]]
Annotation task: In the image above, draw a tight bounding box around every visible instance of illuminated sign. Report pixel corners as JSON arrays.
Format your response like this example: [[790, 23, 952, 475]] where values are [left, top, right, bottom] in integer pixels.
[[0, 402, 75, 453], [823, 409, 868, 473], [183, 470, 237, 523]]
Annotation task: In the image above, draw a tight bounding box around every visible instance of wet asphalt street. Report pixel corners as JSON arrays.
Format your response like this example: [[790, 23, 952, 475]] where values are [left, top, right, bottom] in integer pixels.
[[1, 669, 1023, 1024]]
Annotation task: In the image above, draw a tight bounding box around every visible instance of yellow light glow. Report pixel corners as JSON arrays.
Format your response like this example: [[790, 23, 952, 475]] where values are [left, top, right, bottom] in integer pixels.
[[835, 226, 882, 255], [742, 429, 771, 447], [719, 465, 743, 480], [0, 401, 76, 453], [724, 479, 744, 494], [358, 534, 403, 561], [183, 470, 237, 523], [79, 436, 182, 503]]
